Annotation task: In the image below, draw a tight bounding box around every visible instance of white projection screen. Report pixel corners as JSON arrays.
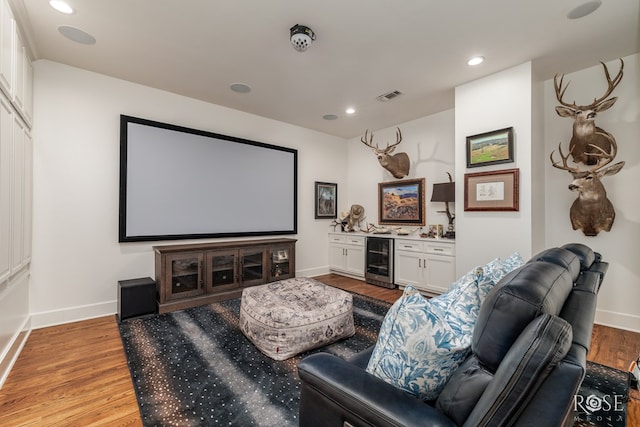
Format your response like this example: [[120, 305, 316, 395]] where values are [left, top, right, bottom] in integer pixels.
[[119, 115, 297, 242]]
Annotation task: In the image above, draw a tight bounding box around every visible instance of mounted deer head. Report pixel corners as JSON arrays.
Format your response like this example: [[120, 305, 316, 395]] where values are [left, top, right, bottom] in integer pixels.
[[550, 137, 624, 236], [554, 59, 623, 166], [361, 127, 410, 179]]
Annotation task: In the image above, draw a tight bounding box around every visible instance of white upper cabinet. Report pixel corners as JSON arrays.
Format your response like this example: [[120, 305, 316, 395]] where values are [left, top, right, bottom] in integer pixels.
[[0, 0, 32, 127], [0, 0, 14, 98]]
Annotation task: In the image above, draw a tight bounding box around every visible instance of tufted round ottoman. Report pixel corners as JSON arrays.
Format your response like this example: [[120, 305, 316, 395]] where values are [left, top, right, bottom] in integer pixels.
[[239, 277, 355, 360]]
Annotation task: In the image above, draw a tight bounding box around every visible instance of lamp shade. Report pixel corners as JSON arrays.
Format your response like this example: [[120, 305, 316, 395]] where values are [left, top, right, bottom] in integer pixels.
[[431, 182, 455, 202]]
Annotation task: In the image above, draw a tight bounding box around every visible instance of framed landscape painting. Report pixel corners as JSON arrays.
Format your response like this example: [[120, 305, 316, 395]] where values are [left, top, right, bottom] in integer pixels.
[[314, 182, 337, 219], [466, 127, 514, 168], [378, 178, 425, 225]]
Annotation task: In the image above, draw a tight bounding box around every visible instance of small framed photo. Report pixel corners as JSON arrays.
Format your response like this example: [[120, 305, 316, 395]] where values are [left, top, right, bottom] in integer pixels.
[[466, 127, 514, 168], [378, 178, 425, 226], [314, 182, 337, 219], [464, 169, 519, 211], [427, 224, 443, 238]]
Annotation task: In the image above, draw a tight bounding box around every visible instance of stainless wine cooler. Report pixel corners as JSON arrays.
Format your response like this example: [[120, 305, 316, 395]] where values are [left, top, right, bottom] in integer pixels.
[[365, 237, 395, 289]]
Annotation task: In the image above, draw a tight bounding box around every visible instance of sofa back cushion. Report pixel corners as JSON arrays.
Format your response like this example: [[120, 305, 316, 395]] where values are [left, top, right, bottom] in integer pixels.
[[472, 261, 573, 372], [527, 247, 581, 281]]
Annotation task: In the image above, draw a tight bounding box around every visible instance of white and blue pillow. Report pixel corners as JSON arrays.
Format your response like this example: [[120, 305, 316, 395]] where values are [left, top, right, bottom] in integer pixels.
[[365, 253, 525, 401]]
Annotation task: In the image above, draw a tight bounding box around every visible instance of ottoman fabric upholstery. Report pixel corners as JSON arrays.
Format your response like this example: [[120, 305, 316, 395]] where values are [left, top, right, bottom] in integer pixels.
[[240, 277, 355, 360]]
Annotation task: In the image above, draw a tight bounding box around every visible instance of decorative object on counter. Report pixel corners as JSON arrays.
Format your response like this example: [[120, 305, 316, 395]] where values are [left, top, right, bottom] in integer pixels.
[[550, 59, 625, 237], [342, 204, 366, 232], [430, 172, 456, 238], [393, 227, 416, 236], [426, 224, 444, 239], [361, 127, 410, 179], [464, 169, 519, 212], [466, 127, 514, 168], [378, 178, 425, 226], [330, 218, 346, 232], [368, 224, 392, 234], [553, 59, 623, 166], [314, 181, 337, 219]]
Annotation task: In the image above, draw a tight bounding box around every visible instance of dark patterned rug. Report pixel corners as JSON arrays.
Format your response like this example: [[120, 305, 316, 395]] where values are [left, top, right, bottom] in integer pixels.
[[118, 293, 390, 426], [575, 361, 630, 427], [118, 293, 630, 427]]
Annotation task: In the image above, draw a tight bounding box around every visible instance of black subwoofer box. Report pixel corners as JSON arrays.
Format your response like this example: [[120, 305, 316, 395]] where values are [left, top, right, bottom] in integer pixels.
[[117, 277, 157, 322]]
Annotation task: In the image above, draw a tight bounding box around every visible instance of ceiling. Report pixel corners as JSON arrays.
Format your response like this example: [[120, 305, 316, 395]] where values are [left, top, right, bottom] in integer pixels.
[[12, 0, 640, 139]]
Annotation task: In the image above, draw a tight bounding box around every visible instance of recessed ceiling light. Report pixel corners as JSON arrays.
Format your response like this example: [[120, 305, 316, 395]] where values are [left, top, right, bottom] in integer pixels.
[[567, 1, 602, 19], [230, 83, 251, 93], [49, 0, 74, 14], [58, 26, 96, 45], [323, 114, 338, 120], [467, 56, 485, 66], [345, 108, 355, 114]]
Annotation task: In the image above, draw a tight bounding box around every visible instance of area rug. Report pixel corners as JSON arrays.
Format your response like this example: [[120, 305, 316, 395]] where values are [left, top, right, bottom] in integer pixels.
[[118, 292, 390, 426], [574, 361, 630, 427], [118, 293, 630, 427]]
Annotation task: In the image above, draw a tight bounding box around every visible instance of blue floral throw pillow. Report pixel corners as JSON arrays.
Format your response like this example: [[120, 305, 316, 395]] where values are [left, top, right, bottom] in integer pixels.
[[366, 285, 476, 400], [365, 253, 525, 401]]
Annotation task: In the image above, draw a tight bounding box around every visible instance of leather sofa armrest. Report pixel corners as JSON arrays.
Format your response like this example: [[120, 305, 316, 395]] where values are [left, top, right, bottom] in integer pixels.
[[298, 353, 457, 427], [347, 346, 375, 369]]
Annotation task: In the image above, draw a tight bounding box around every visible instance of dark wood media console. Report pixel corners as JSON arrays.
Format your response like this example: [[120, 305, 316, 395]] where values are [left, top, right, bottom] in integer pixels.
[[154, 238, 296, 313]]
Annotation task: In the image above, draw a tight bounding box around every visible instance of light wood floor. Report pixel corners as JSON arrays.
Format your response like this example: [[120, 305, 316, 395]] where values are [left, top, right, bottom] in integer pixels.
[[0, 274, 637, 426]]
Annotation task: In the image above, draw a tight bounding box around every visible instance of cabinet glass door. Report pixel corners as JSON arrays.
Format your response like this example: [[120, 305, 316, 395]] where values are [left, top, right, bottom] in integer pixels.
[[207, 250, 239, 292], [241, 249, 264, 286], [366, 238, 391, 278], [269, 247, 291, 281], [167, 253, 203, 300]]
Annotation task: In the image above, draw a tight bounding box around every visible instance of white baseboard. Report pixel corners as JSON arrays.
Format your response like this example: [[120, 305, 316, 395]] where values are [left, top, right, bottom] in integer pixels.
[[297, 266, 330, 277], [31, 301, 117, 329], [595, 308, 640, 333], [0, 317, 31, 389]]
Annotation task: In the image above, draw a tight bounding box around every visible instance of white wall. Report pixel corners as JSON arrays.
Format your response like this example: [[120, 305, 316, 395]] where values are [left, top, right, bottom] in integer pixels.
[[454, 62, 536, 273], [345, 109, 455, 231], [544, 54, 640, 332], [30, 60, 348, 327], [29, 56, 640, 333]]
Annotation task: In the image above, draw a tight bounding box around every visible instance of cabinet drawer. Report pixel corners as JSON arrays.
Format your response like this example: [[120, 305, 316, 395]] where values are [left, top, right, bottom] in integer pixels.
[[395, 239, 423, 253], [329, 234, 346, 243], [424, 242, 455, 256], [345, 236, 365, 246]]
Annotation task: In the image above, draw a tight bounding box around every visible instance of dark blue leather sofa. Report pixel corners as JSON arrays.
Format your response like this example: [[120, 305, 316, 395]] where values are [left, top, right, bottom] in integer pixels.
[[298, 243, 607, 427]]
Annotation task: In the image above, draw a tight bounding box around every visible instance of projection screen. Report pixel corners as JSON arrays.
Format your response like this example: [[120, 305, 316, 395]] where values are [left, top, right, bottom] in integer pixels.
[[119, 115, 297, 242]]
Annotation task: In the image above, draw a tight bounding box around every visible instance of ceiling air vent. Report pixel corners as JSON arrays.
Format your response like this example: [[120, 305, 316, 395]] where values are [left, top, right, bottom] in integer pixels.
[[376, 90, 403, 102]]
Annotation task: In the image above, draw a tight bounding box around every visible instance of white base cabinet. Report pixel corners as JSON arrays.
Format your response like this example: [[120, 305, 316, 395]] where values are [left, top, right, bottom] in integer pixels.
[[328, 233, 365, 278], [395, 239, 455, 295]]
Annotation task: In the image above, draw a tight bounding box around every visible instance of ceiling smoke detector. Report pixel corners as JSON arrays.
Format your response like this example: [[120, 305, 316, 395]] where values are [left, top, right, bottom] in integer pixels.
[[290, 24, 316, 52]]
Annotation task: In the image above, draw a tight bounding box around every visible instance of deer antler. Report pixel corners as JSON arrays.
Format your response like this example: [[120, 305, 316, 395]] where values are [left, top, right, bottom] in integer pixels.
[[360, 127, 403, 153], [554, 74, 577, 108], [587, 59, 624, 109], [586, 132, 617, 171], [360, 129, 378, 149], [550, 143, 581, 174], [384, 127, 403, 152], [554, 59, 624, 110]]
